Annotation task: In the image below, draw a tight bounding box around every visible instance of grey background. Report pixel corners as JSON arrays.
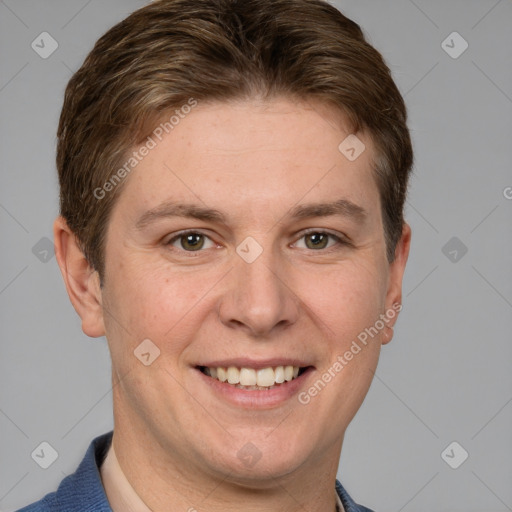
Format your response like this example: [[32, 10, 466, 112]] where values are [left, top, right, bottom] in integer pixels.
[[1, 1, 511, 511]]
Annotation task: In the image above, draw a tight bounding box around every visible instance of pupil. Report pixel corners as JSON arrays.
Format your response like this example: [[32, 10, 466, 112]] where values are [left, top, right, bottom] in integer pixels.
[[307, 233, 328, 249], [183, 234, 203, 250]]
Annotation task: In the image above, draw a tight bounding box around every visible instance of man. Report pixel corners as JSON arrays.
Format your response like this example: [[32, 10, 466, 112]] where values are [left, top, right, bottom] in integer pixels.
[[18, 0, 412, 510]]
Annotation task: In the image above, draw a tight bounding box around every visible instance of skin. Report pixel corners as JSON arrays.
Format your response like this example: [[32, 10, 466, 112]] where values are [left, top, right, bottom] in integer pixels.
[[55, 97, 411, 512]]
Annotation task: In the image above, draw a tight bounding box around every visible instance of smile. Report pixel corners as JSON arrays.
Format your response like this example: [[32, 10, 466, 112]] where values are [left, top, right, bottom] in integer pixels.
[[198, 365, 307, 389]]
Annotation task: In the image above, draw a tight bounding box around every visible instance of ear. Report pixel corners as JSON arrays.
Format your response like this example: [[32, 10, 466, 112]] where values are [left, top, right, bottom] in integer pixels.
[[53, 216, 105, 338], [382, 222, 411, 344]]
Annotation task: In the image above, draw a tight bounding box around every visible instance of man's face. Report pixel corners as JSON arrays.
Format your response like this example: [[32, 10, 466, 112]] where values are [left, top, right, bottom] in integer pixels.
[[98, 98, 409, 483]]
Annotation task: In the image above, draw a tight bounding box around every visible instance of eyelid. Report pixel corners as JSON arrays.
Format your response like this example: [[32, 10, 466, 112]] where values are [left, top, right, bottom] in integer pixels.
[[166, 229, 217, 250], [164, 228, 351, 252], [292, 228, 352, 249]]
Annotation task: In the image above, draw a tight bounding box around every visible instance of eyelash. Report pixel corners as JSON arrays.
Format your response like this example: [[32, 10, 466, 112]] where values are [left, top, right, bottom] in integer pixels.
[[165, 229, 351, 254], [165, 230, 214, 253], [297, 229, 351, 250]]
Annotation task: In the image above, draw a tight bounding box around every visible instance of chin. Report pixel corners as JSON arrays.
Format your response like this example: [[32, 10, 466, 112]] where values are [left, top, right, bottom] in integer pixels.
[[205, 433, 314, 484]]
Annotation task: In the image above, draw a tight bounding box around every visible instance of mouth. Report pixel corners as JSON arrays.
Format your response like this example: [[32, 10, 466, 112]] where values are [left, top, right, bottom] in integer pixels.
[[196, 364, 312, 391]]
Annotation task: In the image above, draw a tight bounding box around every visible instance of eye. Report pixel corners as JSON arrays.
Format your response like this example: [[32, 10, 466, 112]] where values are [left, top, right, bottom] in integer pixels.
[[294, 231, 345, 250], [167, 231, 215, 252]]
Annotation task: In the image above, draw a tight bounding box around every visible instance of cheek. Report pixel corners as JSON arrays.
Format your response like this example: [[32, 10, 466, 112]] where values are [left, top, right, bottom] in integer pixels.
[[303, 262, 385, 421], [301, 258, 388, 337], [103, 258, 217, 349]]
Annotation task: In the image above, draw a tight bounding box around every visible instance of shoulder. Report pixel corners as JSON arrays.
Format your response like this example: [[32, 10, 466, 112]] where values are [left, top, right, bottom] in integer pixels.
[[15, 432, 113, 512], [15, 498, 49, 512], [336, 479, 376, 512]]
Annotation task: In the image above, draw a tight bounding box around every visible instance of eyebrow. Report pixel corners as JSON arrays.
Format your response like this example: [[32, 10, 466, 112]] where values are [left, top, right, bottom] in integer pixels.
[[287, 199, 368, 224], [135, 202, 226, 230], [135, 198, 368, 230]]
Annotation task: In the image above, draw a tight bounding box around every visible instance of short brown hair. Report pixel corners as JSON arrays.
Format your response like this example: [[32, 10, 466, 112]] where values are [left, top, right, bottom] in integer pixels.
[[57, 0, 413, 279]]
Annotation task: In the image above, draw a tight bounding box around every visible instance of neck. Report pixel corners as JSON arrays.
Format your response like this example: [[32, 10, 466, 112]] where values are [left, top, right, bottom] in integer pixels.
[[111, 409, 342, 512]]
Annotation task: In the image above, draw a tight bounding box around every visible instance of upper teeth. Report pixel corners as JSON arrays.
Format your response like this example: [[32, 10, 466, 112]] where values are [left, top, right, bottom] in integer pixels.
[[204, 366, 300, 387]]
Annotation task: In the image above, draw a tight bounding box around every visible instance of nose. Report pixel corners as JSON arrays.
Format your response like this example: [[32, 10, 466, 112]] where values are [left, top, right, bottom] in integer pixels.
[[218, 248, 300, 338]]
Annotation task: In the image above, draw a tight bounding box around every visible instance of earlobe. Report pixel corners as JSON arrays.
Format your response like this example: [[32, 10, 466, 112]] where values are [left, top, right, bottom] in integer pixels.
[[53, 216, 106, 338], [382, 222, 411, 343]]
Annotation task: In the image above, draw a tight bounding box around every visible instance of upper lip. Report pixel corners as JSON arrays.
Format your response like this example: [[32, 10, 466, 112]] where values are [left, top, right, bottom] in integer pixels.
[[195, 358, 314, 370]]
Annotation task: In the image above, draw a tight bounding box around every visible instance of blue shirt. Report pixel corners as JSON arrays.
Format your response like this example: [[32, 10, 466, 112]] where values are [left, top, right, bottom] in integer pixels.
[[16, 431, 375, 512]]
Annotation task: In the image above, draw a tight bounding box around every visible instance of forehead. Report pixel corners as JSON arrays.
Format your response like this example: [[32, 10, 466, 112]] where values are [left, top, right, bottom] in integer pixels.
[[114, 98, 380, 225]]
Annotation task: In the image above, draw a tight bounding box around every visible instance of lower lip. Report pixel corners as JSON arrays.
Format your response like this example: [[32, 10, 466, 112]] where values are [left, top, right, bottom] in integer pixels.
[[194, 367, 314, 409]]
